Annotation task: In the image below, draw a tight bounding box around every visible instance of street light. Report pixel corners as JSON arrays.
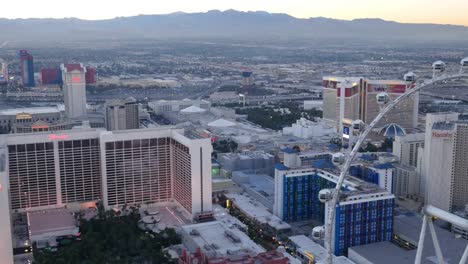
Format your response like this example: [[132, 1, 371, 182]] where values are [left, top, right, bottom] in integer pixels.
[[322, 59, 468, 264]]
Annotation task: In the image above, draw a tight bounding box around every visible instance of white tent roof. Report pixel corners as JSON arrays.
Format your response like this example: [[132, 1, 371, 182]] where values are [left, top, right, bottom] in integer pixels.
[[208, 118, 236, 127], [180, 105, 206, 113]]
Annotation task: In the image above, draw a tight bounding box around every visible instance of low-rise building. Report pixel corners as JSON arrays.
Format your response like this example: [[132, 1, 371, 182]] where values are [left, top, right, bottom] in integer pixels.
[[282, 118, 335, 139], [149, 99, 211, 114], [27, 209, 79, 248], [225, 193, 291, 237], [218, 151, 275, 176], [180, 221, 265, 259], [289, 235, 355, 264]]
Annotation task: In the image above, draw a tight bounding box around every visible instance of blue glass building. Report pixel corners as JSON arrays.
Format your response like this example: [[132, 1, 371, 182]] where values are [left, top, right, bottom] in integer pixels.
[[274, 165, 395, 256], [332, 198, 394, 256], [19, 50, 35, 87]]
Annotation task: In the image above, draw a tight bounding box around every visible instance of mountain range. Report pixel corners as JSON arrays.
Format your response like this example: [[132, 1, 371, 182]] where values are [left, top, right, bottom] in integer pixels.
[[1, 10, 468, 43]]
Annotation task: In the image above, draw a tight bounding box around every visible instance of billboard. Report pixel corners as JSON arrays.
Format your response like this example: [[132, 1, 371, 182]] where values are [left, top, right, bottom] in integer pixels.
[[367, 83, 407, 94]]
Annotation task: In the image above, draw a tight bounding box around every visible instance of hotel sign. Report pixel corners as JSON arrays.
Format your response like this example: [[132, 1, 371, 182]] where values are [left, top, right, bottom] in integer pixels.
[[48, 134, 69, 140], [432, 131, 453, 138]]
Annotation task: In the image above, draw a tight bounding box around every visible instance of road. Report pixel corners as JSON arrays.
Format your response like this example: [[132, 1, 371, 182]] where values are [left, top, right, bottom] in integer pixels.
[[210, 94, 319, 104]]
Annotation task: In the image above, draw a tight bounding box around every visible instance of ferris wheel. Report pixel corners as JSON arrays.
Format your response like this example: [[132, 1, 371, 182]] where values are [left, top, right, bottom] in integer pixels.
[[319, 57, 468, 264]]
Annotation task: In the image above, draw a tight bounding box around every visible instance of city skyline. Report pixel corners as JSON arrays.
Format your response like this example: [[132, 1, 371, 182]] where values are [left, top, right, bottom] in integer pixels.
[[1, 0, 468, 26]]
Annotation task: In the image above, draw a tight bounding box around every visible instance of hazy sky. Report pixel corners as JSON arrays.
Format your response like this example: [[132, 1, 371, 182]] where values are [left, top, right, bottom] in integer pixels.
[[2, 0, 468, 26]]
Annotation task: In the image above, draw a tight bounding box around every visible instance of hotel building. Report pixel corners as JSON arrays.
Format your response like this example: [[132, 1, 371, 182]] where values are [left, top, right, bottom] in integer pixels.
[[274, 165, 394, 256], [322, 77, 418, 132], [424, 113, 468, 212], [1, 127, 212, 216]]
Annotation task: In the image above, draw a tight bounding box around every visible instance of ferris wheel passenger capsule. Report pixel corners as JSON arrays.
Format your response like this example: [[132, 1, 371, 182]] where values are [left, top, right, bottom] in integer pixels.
[[351, 119, 365, 132], [403, 72, 417, 83], [461, 57, 468, 67], [376, 92, 389, 105], [319, 189, 333, 203], [432, 60, 446, 72], [312, 226, 325, 240]]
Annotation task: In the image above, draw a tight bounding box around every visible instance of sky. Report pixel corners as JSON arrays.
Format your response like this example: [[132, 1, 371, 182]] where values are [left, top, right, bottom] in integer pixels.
[[2, 0, 468, 26]]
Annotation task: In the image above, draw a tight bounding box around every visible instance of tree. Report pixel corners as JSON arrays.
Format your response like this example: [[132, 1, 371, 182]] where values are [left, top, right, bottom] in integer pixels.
[[380, 137, 394, 152], [329, 137, 342, 150], [359, 142, 378, 152], [33, 211, 180, 264]]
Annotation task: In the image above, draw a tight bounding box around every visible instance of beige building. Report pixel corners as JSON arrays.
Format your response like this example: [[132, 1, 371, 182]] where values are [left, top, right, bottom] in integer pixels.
[[105, 97, 139, 131], [424, 113, 468, 212], [61, 64, 87, 119], [2, 127, 213, 217], [393, 133, 425, 168], [322, 77, 362, 130], [322, 77, 418, 132]]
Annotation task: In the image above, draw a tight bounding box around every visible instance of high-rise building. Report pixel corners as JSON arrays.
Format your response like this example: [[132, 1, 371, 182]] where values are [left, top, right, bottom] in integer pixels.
[[41, 67, 62, 85], [322, 77, 362, 129], [274, 165, 394, 256], [273, 166, 335, 222], [1, 127, 212, 216], [105, 98, 139, 131], [326, 191, 394, 256], [363, 80, 417, 129], [424, 113, 468, 212], [241, 70, 253, 91], [61, 63, 87, 119], [19, 50, 35, 87], [393, 164, 418, 198], [322, 77, 418, 131], [0, 60, 8, 84], [392, 133, 425, 167], [0, 145, 14, 264], [85, 67, 96, 84], [349, 163, 394, 193]]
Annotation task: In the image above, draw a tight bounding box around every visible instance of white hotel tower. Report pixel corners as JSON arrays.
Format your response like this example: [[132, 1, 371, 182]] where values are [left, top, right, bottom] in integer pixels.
[[61, 63, 87, 119], [1, 127, 212, 215], [0, 126, 213, 263], [424, 113, 468, 212]]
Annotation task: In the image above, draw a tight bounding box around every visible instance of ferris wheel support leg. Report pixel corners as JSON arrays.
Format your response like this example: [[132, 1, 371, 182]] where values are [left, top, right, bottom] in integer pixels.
[[415, 215, 428, 264], [428, 217, 444, 264], [459, 244, 468, 264]]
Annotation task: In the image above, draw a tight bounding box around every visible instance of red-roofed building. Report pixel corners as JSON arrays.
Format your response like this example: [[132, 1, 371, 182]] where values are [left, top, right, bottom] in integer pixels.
[[63, 63, 85, 72], [41, 68, 62, 85], [85, 67, 96, 84]]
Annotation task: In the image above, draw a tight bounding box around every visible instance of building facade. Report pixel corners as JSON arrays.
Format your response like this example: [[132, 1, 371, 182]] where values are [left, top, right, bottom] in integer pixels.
[[322, 77, 418, 131], [41, 68, 62, 85], [363, 80, 417, 129], [0, 145, 14, 264], [393, 133, 425, 168], [105, 98, 139, 131], [19, 50, 35, 87], [349, 163, 394, 193], [2, 127, 213, 217], [61, 63, 87, 119], [0, 60, 8, 84], [0, 106, 63, 134], [393, 164, 418, 198], [322, 77, 361, 130], [327, 191, 394, 256], [424, 113, 468, 212], [274, 166, 337, 222], [85, 67, 96, 84], [274, 164, 394, 256]]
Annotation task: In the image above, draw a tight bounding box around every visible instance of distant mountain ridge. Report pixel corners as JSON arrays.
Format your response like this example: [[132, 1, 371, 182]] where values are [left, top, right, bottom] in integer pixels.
[[1, 10, 468, 43]]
